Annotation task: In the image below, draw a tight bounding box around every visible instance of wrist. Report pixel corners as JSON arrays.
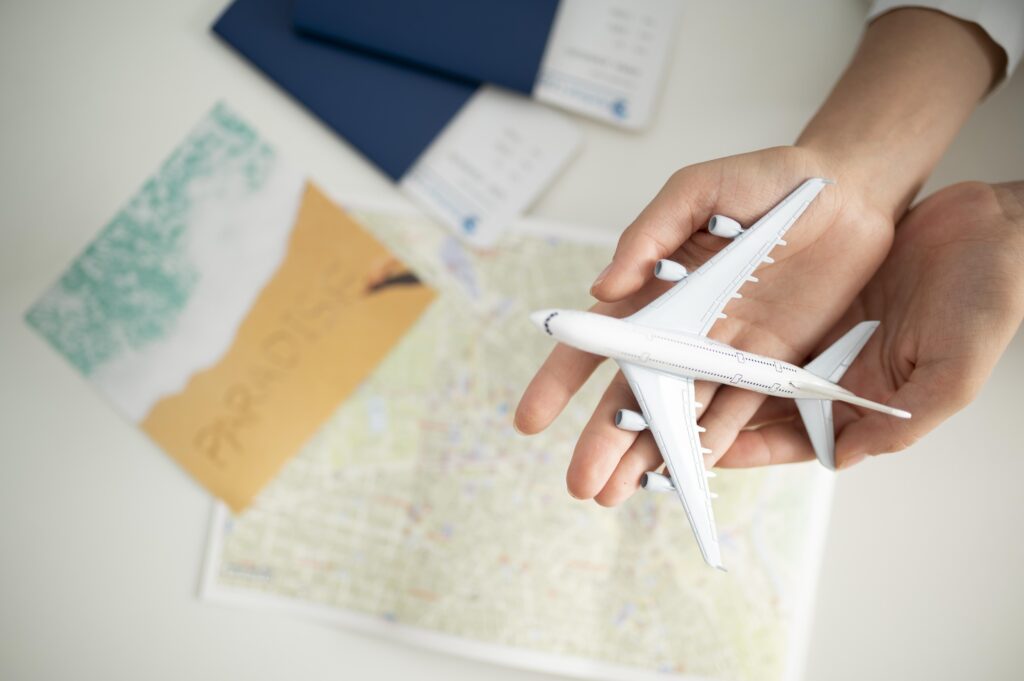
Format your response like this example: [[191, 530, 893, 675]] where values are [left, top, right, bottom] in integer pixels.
[[795, 8, 1004, 220], [794, 136, 909, 220]]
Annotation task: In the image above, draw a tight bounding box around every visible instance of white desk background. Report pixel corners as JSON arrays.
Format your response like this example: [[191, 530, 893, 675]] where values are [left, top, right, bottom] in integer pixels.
[[1, 2, 1021, 680]]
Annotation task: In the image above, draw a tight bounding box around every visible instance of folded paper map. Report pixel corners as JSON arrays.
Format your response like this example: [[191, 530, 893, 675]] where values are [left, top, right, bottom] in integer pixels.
[[26, 104, 436, 510], [201, 203, 833, 681]]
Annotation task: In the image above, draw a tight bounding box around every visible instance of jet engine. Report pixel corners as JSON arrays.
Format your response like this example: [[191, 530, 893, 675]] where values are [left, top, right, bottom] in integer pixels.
[[654, 259, 687, 282], [708, 215, 743, 238], [640, 471, 675, 493], [615, 408, 648, 431]]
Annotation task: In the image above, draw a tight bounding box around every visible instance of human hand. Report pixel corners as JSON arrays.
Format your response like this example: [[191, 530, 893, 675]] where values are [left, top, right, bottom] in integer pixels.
[[515, 146, 895, 504], [717, 181, 1024, 470], [513, 6, 1007, 507]]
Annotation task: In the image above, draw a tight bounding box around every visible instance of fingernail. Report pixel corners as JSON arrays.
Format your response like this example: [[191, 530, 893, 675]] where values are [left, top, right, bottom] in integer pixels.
[[839, 454, 867, 470], [591, 263, 612, 292]]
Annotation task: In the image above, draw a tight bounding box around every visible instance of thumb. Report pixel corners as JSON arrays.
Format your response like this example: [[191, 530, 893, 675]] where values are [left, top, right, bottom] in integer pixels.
[[591, 172, 709, 301], [834, 363, 970, 467]]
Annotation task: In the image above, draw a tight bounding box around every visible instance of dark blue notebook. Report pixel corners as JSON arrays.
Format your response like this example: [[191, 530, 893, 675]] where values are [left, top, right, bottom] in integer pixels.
[[212, 0, 477, 180], [292, 0, 561, 94]]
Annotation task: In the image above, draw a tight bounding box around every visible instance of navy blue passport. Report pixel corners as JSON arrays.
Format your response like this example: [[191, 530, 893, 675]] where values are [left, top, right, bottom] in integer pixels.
[[212, 0, 476, 180], [292, 0, 560, 94]]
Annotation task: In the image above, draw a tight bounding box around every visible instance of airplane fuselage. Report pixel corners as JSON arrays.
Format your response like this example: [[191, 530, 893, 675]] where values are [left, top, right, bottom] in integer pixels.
[[534, 309, 835, 400], [525, 179, 912, 571]]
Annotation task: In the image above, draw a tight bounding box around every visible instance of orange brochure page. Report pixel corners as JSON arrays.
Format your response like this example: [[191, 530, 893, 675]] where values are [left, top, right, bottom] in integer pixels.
[[27, 103, 436, 510]]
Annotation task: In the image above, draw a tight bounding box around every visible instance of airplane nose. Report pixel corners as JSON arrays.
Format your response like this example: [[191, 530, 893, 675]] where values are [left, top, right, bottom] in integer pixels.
[[529, 309, 557, 335]]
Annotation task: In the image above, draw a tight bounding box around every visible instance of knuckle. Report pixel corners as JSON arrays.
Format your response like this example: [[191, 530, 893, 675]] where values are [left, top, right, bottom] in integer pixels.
[[594, 472, 640, 507], [950, 181, 997, 207], [872, 424, 920, 455], [941, 368, 984, 413], [620, 226, 677, 264]]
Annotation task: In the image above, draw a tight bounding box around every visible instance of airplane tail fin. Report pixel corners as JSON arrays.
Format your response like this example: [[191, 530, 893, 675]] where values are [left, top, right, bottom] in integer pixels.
[[795, 321, 880, 470]]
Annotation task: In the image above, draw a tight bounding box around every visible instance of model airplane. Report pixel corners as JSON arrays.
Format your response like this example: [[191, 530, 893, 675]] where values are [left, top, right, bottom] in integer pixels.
[[529, 178, 911, 570]]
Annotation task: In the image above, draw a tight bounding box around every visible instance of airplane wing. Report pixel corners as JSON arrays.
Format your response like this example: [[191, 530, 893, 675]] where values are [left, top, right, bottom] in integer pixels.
[[628, 178, 831, 337], [618, 361, 723, 570]]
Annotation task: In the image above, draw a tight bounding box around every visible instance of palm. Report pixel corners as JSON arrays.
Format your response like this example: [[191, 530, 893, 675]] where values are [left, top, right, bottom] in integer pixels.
[[516, 146, 895, 504], [660, 150, 891, 366]]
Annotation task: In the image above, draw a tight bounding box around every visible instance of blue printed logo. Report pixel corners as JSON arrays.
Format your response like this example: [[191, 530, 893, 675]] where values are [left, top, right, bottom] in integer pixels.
[[462, 215, 478, 234], [611, 99, 628, 120]]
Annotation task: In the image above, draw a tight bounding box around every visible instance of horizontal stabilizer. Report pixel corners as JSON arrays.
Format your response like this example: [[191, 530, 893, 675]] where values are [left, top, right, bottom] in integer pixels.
[[795, 398, 836, 469], [805, 321, 878, 383], [796, 321, 909, 470]]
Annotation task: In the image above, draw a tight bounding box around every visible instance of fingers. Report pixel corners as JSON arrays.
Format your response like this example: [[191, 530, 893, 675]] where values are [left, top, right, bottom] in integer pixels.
[[587, 386, 807, 504], [593, 431, 662, 507], [591, 171, 711, 302], [566, 373, 641, 499], [514, 343, 603, 434], [715, 421, 818, 468], [716, 361, 978, 469], [590, 380, 720, 506], [718, 370, 951, 470], [697, 386, 770, 466], [747, 397, 798, 428], [516, 299, 650, 435], [833, 414, 914, 470], [833, 363, 963, 468]]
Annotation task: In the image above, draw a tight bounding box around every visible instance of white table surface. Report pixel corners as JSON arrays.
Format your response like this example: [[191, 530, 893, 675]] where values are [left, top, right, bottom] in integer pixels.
[[1, 2, 1022, 680]]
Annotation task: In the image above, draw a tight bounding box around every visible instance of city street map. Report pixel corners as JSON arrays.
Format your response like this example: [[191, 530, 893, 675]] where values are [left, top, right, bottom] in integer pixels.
[[201, 203, 832, 681]]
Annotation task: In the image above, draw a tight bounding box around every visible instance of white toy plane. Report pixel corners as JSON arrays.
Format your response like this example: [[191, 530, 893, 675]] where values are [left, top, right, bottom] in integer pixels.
[[529, 178, 910, 570]]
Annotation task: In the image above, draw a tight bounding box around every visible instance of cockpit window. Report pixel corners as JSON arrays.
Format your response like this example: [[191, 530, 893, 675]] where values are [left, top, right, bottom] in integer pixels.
[[543, 312, 559, 335]]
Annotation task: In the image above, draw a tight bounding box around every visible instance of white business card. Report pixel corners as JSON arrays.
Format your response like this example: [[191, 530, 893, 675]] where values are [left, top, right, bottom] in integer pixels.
[[400, 86, 581, 249], [534, 0, 681, 130]]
